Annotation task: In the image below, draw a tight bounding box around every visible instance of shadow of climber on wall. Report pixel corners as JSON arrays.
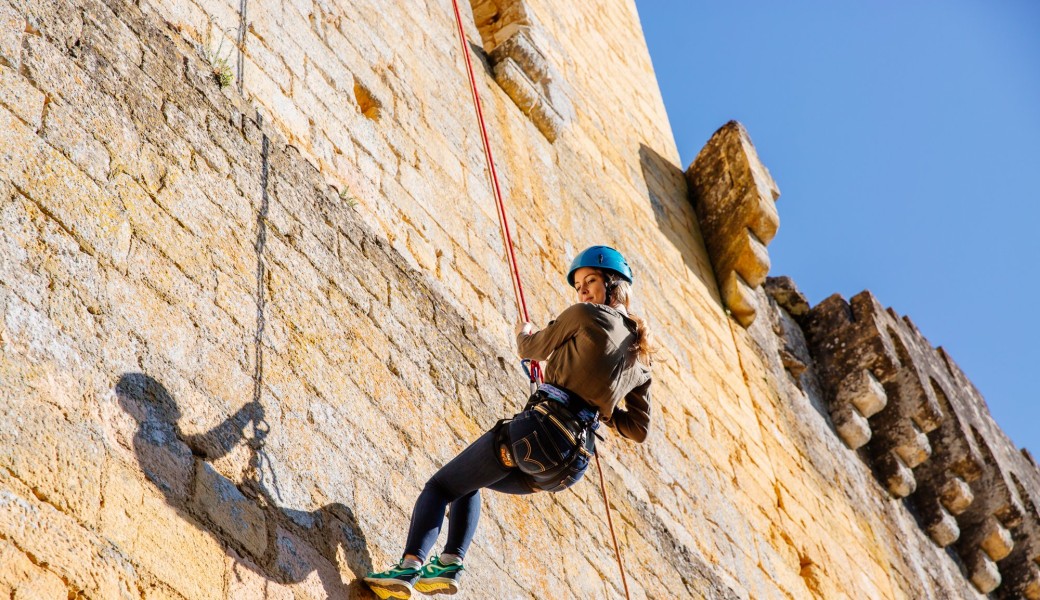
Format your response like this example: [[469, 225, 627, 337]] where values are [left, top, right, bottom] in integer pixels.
[[114, 372, 372, 599]]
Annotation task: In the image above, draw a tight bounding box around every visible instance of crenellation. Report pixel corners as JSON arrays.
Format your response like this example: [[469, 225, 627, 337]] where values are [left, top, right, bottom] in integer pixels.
[[797, 280, 1040, 594]]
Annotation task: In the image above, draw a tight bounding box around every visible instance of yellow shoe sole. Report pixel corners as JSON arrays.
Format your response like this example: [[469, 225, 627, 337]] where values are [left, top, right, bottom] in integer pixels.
[[364, 578, 413, 599], [414, 577, 460, 595]]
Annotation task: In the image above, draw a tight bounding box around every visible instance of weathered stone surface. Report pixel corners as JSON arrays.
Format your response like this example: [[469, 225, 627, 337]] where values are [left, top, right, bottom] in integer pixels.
[[721, 270, 759, 327], [0, 469, 139, 599], [686, 121, 780, 327], [100, 462, 226, 599], [0, 63, 45, 130], [0, 537, 68, 599], [0, 1, 24, 69], [802, 292, 948, 491], [925, 502, 961, 547], [969, 551, 1002, 593], [194, 460, 268, 560], [745, 279, 984, 598], [832, 402, 872, 450], [941, 476, 975, 514], [494, 57, 563, 141], [764, 276, 810, 318], [1, 0, 1037, 599], [837, 369, 888, 417]]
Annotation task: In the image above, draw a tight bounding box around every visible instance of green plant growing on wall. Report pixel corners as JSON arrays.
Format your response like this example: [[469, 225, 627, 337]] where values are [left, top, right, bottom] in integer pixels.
[[203, 28, 235, 89], [339, 187, 359, 209]]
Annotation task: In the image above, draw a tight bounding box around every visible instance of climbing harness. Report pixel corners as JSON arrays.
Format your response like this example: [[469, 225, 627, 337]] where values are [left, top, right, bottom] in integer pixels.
[[447, 2, 629, 597]]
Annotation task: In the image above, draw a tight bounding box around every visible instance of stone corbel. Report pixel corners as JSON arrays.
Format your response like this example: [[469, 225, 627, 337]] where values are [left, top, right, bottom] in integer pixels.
[[487, 27, 571, 142], [685, 121, 779, 327]]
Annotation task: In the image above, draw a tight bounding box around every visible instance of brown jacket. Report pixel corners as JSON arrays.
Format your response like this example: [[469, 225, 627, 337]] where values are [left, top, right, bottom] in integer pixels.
[[516, 302, 652, 442]]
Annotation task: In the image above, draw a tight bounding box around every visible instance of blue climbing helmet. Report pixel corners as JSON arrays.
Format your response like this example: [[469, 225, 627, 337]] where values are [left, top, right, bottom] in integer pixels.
[[566, 246, 633, 286]]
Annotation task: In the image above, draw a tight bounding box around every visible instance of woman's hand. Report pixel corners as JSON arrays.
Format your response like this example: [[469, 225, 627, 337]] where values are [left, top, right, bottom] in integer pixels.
[[515, 321, 534, 336]]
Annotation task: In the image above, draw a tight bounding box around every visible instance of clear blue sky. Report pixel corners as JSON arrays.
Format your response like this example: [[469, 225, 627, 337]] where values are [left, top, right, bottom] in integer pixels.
[[636, 1, 1040, 456]]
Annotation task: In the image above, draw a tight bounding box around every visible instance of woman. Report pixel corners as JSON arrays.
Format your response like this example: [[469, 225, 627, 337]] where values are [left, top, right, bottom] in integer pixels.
[[364, 245, 652, 599]]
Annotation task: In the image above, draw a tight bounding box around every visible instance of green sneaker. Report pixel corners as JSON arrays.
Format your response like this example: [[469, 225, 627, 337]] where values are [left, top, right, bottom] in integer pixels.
[[363, 560, 421, 599], [414, 556, 464, 595]]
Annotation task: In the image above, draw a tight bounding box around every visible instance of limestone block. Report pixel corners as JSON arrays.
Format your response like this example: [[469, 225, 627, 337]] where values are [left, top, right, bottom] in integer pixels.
[[273, 527, 348, 598], [489, 27, 549, 83], [226, 550, 296, 600], [40, 100, 111, 181], [0, 379, 105, 523], [686, 121, 780, 327], [979, 517, 1015, 561], [0, 2, 24, 68], [0, 195, 51, 311], [721, 270, 758, 328], [764, 276, 811, 318], [0, 470, 138, 599], [940, 476, 974, 515], [687, 123, 780, 239], [968, 551, 1002, 594], [484, 24, 571, 142], [80, 4, 144, 78], [0, 103, 129, 264], [891, 421, 931, 469], [21, 34, 141, 159], [877, 452, 916, 498], [472, 0, 535, 51], [925, 504, 961, 547], [492, 56, 562, 142], [831, 403, 871, 450], [0, 64, 45, 130], [0, 537, 68, 599], [837, 369, 887, 418], [100, 461, 226, 600], [104, 272, 200, 370], [162, 100, 231, 173], [723, 227, 771, 288]]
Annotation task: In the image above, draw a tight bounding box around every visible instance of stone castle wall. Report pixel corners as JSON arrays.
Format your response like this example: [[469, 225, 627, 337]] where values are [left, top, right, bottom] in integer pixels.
[[0, 0, 1037, 598]]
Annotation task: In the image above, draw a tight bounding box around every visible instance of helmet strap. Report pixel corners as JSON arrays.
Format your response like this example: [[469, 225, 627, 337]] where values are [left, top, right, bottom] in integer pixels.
[[604, 272, 619, 306]]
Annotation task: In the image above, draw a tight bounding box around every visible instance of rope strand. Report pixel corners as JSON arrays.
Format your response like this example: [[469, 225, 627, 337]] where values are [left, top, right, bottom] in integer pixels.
[[596, 452, 631, 599], [448, 0, 529, 322]]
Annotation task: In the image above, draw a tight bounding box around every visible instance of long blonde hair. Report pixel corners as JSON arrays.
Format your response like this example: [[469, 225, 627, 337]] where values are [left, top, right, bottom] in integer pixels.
[[604, 271, 655, 364]]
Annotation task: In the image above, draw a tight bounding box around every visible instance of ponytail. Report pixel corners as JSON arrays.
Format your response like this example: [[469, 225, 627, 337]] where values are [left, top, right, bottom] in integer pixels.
[[604, 272, 655, 364]]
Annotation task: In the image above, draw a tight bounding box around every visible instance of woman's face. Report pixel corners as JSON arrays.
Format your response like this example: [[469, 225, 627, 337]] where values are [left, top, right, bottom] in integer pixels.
[[573, 267, 607, 304]]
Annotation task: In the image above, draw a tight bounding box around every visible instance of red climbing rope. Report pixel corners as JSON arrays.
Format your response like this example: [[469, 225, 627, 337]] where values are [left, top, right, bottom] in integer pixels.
[[596, 452, 631, 598], [448, 2, 628, 598], [449, 2, 527, 318], [449, 0, 541, 386]]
